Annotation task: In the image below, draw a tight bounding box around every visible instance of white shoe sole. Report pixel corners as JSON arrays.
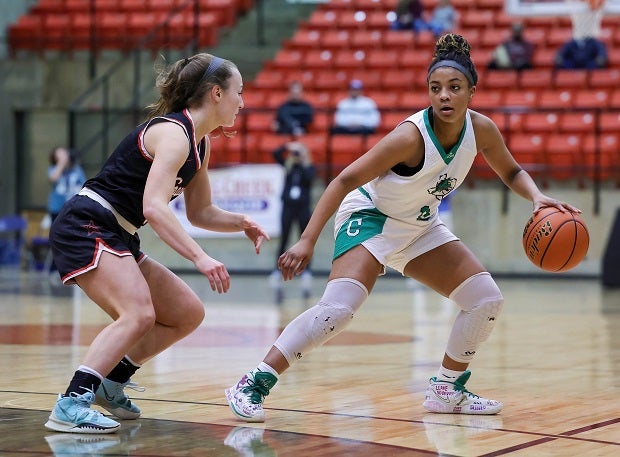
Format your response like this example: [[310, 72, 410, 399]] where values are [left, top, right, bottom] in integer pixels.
[[44, 415, 120, 434]]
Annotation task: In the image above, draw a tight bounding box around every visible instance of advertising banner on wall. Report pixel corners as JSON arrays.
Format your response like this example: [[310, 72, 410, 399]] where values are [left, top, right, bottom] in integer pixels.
[[506, 0, 620, 15], [169, 164, 284, 238]]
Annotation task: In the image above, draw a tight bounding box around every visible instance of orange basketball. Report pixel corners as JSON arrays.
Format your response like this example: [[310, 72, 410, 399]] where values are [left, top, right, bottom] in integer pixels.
[[522, 207, 589, 272]]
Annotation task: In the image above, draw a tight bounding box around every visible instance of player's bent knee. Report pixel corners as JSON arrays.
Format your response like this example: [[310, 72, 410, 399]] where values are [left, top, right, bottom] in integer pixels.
[[274, 278, 368, 365], [446, 272, 504, 362], [463, 296, 504, 344]]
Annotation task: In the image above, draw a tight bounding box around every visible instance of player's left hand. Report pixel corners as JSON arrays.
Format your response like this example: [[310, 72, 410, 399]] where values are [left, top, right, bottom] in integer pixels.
[[242, 217, 270, 254]]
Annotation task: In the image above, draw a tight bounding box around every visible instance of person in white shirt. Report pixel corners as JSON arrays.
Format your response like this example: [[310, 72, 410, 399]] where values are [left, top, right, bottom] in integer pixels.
[[331, 79, 381, 135]]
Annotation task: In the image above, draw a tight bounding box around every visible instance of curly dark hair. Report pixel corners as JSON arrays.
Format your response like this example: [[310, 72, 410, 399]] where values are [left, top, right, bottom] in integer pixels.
[[428, 33, 478, 86]]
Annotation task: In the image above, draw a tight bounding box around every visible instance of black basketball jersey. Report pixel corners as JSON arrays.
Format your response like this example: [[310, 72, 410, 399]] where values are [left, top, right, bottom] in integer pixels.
[[84, 109, 207, 229]]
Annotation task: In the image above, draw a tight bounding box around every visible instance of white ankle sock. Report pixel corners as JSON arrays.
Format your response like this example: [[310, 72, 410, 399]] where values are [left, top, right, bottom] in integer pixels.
[[436, 367, 465, 382], [256, 362, 278, 378]]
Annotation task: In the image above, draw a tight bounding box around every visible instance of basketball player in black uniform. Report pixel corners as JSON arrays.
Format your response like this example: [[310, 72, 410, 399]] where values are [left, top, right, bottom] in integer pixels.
[[45, 54, 269, 434]]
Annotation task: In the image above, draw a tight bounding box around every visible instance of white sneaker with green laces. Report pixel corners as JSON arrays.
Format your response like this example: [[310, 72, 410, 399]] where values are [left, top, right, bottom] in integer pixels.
[[225, 370, 278, 423], [422, 371, 503, 415]]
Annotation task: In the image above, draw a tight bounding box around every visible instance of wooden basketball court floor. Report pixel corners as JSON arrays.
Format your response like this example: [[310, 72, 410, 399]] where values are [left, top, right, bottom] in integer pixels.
[[1, 267, 619, 456]]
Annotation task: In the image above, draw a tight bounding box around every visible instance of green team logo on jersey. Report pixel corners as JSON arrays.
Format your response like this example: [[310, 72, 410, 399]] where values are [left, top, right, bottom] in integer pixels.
[[427, 173, 457, 200], [417, 174, 457, 221]]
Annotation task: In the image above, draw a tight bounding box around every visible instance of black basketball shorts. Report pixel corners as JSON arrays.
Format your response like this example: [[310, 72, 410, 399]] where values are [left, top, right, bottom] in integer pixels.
[[49, 195, 145, 284]]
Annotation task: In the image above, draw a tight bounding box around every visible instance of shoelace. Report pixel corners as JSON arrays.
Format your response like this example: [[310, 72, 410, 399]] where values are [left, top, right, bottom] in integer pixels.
[[241, 378, 271, 404], [451, 379, 480, 399], [124, 381, 146, 393], [67, 389, 106, 419], [107, 380, 145, 398]]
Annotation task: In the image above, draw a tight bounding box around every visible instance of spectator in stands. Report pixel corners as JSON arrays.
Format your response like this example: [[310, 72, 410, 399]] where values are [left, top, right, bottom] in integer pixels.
[[331, 80, 381, 135], [47, 146, 86, 276], [487, 23, 535, 71], [269, 140, 316, 304], [426, 0, 458, 37], [569, 0, 605, 41], [555, 36, 608, 69], [273, 81, 314, 137], [390, 0, 428, 33]]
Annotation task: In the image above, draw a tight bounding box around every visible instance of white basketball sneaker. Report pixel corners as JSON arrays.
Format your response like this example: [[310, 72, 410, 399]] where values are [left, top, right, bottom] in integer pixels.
[[422, 371, 503, 415], [225, 370, 278, 423]]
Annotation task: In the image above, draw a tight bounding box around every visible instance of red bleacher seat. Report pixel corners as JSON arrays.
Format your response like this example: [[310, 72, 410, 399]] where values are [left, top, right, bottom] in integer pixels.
[[522, 112, 560, 133], [546, 27, 573, 47], [306, 91, 334, 111], [397, 92, 429, 111], [304, 10, 339, 29], [489, 111, 525, 133], [378, 111, 409, 133], [246, 111, 275, 133], [288, 29, 322, 50], [383, 30, 415, 49], [589, 68, 620, 89], [460, 10, 495, 30], [298, 132, 328, 162], [320, 30, 351, 50], [307, 111, 332, 134], [311, 70, 349, 92], [508, 134, 546, 176], [553, 69, 589, 89], [337, 10, 369, 30], [483, 70, 519, 90], [333, 49, 366, 69], [582, 133, 619, 183], [303, 49, 334, 70], [329, 135, 366, 169], [256, 133, 288, 162], [369, 91, 400, 110], [470, 91, 504, 111], [504, 90, 538, 108], [519, 69, 553, 90], [350, 29, 383, 49], [269, 49, 305, 70], [347, 71, 382, 90], [366, 49, 399, 69], [480, 28, 508, 50], [228, 133, 261, 164], [531, 48, 558, 69], [537, 90, 574, 109], [381, 69, 418, 91], [558, 112, 596, 134], [599, 112, 620, 132], [572, 89, 610, 109], [612, 90, 620, 108], [544, 134, 583, 182], [365, 10, 391, 29], [399, 48, 433, 69], [251, 70, 284, 90]]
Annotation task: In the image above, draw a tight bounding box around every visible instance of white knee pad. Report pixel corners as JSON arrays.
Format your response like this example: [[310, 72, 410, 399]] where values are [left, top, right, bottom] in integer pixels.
[[445, 272, 504, 363], [274, 278, 368, 366]]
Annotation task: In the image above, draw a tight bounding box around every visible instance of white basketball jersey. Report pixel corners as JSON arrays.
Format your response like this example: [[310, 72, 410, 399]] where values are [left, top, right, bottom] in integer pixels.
[[358, 107, 478, 226]]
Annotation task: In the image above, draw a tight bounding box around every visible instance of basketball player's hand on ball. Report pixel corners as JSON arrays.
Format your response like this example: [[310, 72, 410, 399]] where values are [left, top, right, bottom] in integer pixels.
[[241, 217, 270, 254], [195, 254, 230, 293], [278, 239, 314, 281], [533, 195, 581, 215]]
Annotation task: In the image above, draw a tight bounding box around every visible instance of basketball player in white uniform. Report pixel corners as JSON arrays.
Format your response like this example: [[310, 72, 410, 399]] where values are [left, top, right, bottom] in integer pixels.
[[226, 34, 581, 422]]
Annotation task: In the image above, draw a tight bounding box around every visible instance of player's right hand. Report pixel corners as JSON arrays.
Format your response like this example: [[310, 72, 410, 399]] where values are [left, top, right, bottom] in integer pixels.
[[195, 255, 230, 293]]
